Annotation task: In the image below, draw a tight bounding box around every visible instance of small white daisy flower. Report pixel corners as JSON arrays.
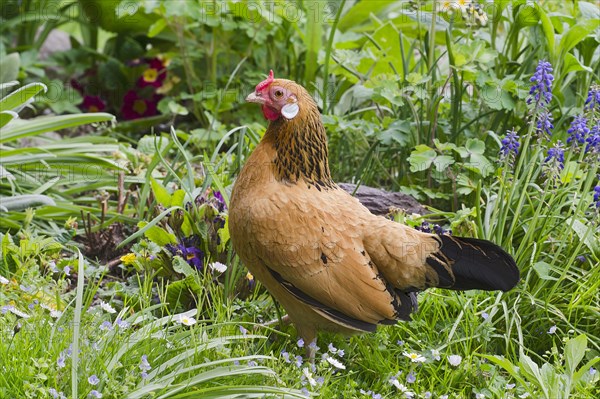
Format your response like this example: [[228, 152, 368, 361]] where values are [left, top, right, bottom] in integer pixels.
[[403, 351, 426, 363], [0, 275, 9, 284], [448, 354, 462, 366], [390, 379, 415, 398], [209, 262, 227, 273], [174, 314, 197, 326], [325, 354, 346, 369], [7, 306, 30, 319], [100, 301, 116, 314], [302, 367, 317, 387], [41, 303, 62, 318]]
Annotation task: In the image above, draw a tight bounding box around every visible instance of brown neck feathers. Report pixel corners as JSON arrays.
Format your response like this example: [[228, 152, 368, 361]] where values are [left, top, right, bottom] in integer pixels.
[[264, 105, 334, 191]]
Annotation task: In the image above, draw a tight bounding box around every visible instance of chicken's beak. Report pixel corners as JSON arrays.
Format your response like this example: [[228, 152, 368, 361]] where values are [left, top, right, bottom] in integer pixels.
[[246, 92, 266, 104]]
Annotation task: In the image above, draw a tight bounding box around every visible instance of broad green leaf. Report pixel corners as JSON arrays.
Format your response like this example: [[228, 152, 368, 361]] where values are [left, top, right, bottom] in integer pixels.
[[171, 189, 186, 207], [148, 18, 167, 38], [480, 354, 530, 388], [433, 155, 455, 172], [337, 1, 392, 31], [408, 145, 436, 172], [150, 178, 172, 208], [138, 134, 169, 155], [377, 120, 411, 146], [137, 221, 176, 246], [567, 218, 600, 256], [165, 275, 202, 311], [181, 214, 193, 237], [167, 100, 189, 116], [0, 113, 115, 143], [578, 2, 600, 19], [519, 352, 547, 398], [562, 53, 593, 74], [303, 0, 323, 84], [466, 139, 485, 154], [460, 139, 493, 177], [537, 8, 555, 58], [539, 363, 561, 398], [516, 4, 540, 27], [572, 357, 600, 383], [0, 194, 56, 211], [558, 19, 600, 57], [532, 261, 558, 281], [0, 83, 48, 112], [468, 154, 493, 177], [434, 140, 457, 152], [456, 174, 476, 195], [564, 334, 587, 377], [118, 206, 182, 248], [217, 217, 230, 252], [481, 84, 514, 110], [172, 256, 196, 277], [0, 53, 20, 84], [361, 22, 404, 78], [0, 111, 18, 128]]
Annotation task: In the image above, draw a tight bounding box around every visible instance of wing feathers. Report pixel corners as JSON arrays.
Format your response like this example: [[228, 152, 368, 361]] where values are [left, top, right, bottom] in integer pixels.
[[267, 266, 378, 332]]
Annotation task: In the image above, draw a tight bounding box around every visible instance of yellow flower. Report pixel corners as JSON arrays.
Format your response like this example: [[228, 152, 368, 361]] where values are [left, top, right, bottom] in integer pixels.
[[143, 68, 158, 83], [120, 253, 137, 265], [246, 271, 254, 281]]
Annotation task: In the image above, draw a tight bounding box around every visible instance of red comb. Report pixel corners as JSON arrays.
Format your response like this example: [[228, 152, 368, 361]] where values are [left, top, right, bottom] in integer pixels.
[[256, 70, 274, 91]]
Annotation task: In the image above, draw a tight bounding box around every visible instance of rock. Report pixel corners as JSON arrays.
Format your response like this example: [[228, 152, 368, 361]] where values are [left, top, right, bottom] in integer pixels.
[[339, 183, 427, 216], [39, 29, 71, 60]]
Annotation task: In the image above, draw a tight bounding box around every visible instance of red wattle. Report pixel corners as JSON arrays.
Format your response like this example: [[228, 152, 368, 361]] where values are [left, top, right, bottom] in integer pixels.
[[262, 105, 280, 121]]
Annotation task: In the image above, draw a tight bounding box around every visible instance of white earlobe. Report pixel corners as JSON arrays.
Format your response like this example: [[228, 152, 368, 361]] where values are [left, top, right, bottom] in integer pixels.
[[281, 103, 299, 120]]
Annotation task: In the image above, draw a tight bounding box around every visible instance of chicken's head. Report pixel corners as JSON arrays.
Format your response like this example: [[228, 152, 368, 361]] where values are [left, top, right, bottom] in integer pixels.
[[246, 70, 300, 121]]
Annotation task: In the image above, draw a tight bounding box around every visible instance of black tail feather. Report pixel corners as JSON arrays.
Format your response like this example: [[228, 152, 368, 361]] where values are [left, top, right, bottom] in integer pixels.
[[428, 235, 519, 292]]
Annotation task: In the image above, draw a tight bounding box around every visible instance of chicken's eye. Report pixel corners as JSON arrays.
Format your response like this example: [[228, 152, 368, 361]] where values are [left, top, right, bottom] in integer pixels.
[[274, 90, 284, 99]]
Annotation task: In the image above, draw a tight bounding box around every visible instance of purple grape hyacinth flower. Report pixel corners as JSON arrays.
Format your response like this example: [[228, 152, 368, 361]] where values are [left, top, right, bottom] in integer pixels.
[[593, 186, 600, 209], [584, 85, 600, 112], [567, 115, 590, 146], [528, 60, 554, 107], [586, 123, 600, 153], [545, 142, 565, 170], [500, 129, 520, 158], [536, 110, 554, 138]]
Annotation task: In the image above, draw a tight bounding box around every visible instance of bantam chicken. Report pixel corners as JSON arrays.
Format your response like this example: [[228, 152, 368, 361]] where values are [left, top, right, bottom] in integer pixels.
[[229, 71, 519, 359]]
